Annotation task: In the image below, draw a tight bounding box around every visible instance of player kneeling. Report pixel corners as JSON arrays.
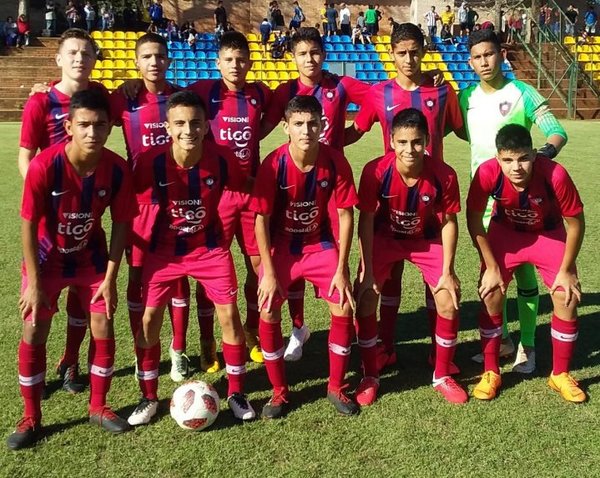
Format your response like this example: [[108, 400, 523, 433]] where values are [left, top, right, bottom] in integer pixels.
[[128, 91, 255, 425], [467, 124, 585, 402], [8, 90, 137, 450], [355, 108, 467, 404], [251, 96, 360, 418]]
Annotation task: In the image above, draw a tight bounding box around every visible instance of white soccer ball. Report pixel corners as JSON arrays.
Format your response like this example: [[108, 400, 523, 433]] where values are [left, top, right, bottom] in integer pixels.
[[170, 381, 220, 431]]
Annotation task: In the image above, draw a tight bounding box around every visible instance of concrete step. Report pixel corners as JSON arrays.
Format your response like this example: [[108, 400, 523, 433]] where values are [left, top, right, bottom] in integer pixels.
[[0, 109, 24, 121], [0, 56, 57, 67], [0, 98, 28, 110]]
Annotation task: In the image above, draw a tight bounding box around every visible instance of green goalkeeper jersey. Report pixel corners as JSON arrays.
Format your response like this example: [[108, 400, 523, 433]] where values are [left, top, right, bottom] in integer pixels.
[[459, 78, 567, 175]]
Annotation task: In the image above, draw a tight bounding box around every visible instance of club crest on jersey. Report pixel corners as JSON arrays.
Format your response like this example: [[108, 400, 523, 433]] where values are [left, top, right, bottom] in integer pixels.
[[250, 98, 257, 106], [499, 101, 512, 116], [425, 98, 436, 110], [204, 176, 215, 187], [97, 189, 107, 198], [531, 197, 543, 205], [421, 194, 431, 203], [325, 91, 335, 101]]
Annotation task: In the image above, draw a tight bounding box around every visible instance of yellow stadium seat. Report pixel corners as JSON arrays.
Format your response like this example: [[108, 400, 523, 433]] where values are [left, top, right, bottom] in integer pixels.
[[95, 39, 103, 49], [102, 70, 113, 79], [564, 36, 575, 45], [113, 79, 124, 88], [279, 71, 290, 80], [250, 52, 261, 61], [113, 69, 124, 78], [375, 43, 387, 52], [584, 62, 593, 71], [384, 62, 395, 71], [249, 42, 261, 51], [103, 49, 115, 58], [126, 50, 136, 59], [114, 50, 126, 59], [125, 31, 137, 40], [247, 71, 256, 81], [101, 59, 114, 69], [91, 70, 102, 80], [450, 81, 459, 90], [380, 53, 391, 62], [114, 31, 125, 40], [114, 59, 126, 69], [114, 40, 126, 49], [284, 52, 293, 60], [102, 40, 114, 49], [431, 53, 442, 62], [388, 71, 397, 79], [125, 41, 136, 49], [137, 31, 146, 38], [593, 46, 600, 53], [247, 33, 258, 42], [126, 60, 136, 69], [577, 45, 591, 53], [593, 36, 600, 44], [437, 62, 448, 71], [264, 61, 275, 70], [423, 53, 432, 62], [421, 62, 431, 71], [101, 31, 114, 40], [379, 35, 391, 44], [290, 71, 299, 79], [266, 71, 278, 80], [102, 79, 115, 89], [275, 61, 286, 70], [126, 69, 139, 79], [594, 63, 600, 71], [579, 53, 590, 62], [286, 62, 297, 71], [268, 80, 279, 89], [91, 31, 102, 39], [443, 71, 453, 80], [593, 54, 600, 62], [269, 34, 275, 42]]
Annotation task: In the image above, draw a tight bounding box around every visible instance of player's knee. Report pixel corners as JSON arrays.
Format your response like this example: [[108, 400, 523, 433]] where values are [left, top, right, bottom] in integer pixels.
[[260, 310, 281, 324], [357, 289, 378, 317], [22, 320, 51, 345], [483, 289, 504, 314], [89, 312, 114, 338], [434, 292, 458, 319]]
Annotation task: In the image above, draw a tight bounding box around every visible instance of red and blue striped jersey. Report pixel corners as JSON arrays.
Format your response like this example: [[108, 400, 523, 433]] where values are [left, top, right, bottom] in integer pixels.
[[354, 77, 463, 158], [359, 151, 461, 240], [21, 142, 138, 276], [20, 82, 110, 152], [467, 155, 583, 232], [110, 82, 179, 165], [250, 143, 358, 255], [263, 72, 370, 152], [187, 79, 271, 179], [133, 140, 245, 256]]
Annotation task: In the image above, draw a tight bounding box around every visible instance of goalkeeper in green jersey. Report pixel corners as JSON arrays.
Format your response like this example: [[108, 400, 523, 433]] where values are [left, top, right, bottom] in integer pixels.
[[458, 29, 567, 374]]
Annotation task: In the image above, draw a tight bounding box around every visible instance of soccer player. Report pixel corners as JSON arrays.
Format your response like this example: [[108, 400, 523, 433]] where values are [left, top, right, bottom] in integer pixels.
[[186, 31, 273, 370], [459, 29, 568, 373], [467, 124, 584, 403], [345, 22, 464, 373], [355, 108, 467, 405], [8, 90, 136, 451], [261, 26, 370, 362], [18, 28, 109, 394], [127, 91, 255, 425], [110, 33, 194, 383], [251, 95, 359, 418]]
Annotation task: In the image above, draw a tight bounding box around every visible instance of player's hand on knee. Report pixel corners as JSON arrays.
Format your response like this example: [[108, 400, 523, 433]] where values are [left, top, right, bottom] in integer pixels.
[[257, 273, 282, 313], [433, 272, 461, 310], [19, 284, 50, 327], [551, 270, 582, 307], [330, 270, 355, 311], [92, 279, 118, 320], [478, 267, 506, 299]]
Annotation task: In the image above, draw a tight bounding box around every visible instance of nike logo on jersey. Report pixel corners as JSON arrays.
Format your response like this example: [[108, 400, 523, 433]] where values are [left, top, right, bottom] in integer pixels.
[[279, 184, 295, 190], [211, 98, 225, 104], [159, 181, 175, 187], [385, 104, 402, 112], [54, 113, 68, 120], [132, 105, 147, 111], [51, 190, 69, 196], [381, 194, 397, 199]]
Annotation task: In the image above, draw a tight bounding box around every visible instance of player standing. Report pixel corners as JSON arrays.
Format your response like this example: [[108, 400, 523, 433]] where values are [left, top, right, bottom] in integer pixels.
[[261, 27, 370, 362], [127, 91, 255, 425], [8, 90, 136, 450], [467, 124, 584, 403], [459, 29, 568, 373], [251, 96, 359, 418]]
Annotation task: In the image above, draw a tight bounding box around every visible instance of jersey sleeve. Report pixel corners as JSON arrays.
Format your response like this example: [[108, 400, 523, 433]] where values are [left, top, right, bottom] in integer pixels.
[[19, 94, 46, 150], [342, 76, 371, 106], [249, 153, 278, 215], [457, 85, 476, 142], [353, 85, 379, 133], [110, 159, 139, 222], [332, 153, 359, 208], [109, 90, 126, 126], [519, 81, 568, 141], [357, 160, 380, 212], [444, 85, 464, 135], [466, 161, 495, 212], [262, 83, 288, 126], [21, 155, 47, 221], [550, 162, 583, 217], [440, 165, 461, 214]]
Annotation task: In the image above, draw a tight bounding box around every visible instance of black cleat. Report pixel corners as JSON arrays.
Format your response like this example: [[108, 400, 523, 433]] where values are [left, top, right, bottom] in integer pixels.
[[57, 362, 85, 394], [7, 417, 41, 451], [261, 390, 289, 419], [327, 388, 360, 416], [89, 407, 131, 434]]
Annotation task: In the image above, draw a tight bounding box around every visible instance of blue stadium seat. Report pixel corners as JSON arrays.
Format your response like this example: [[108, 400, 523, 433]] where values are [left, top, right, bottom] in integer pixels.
[[207, 61, 217, 70], [201, 33, 215, 41], [184, 51, 195, 59], [209, 70, 220, 79], [171, 51, 184, 59], [458, 81, 468, 89], [454, 72, 464, 80], [343, 43, 356, 51], [457, 44, 468, 52], [175, 60, 185, 70], [448, 63, 459, 71], [442, 53, 454, 62], [364, 44, 375, 51], [337, 53, 349, 61], [330, 35, 341, 43], [206, 51, 218, 60], [458, 62, 469, 71], [340, 35, 351, 43], [367, 72, 378, 81], [326, 53, 338, 61], [377, 72, 387, 80], [195, 51, 206, 59], [373, 62, 384, 71], [368, 53, 379, 61], [357, 72, 367, 80], [354, 44, 365, 51], [506, 72, 516, 80], [322, 62, 330, 70], [176, 70, 185, 79], [355, 64, 363, 71], [199, 71, 210, 79], [446, 44, 458, 53], [197, 61, 208, 70], [166, 70, 175, 80], [181, 42, 191, 50], [177, 80, 188, 87], [455, 53, 469, 62], [186, 60, 197, 69], [437, 44, 447, 52], [348, 53, 359, 61], [186, 71, 198, 79], [334, 43, 344, 51], [362, 62, 373, 71], [431, 36, 441, 44], [358, 53, 370, 61], [172, 41, 183, 50], [347, 103, 359, 112], [325, 43, 334, 51]]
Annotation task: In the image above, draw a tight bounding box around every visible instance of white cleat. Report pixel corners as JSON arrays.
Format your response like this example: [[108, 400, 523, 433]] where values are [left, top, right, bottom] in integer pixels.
[[228, 393, 256, 421], [127, 398, 159, 426], [284, 325, 311, 362], [512, 343, 536, 374], [169, 347, 189, 383]]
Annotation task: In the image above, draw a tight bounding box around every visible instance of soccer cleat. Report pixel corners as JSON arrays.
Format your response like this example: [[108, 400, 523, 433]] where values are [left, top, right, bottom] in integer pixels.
[[228, 393, 256, 421], [327, 388, 360, 416], [471, 336, 515, 364], [262, 389, 289, 419], [433, 376, 468, 404], [284, 324, 310, 362], [56, 362, 85, 394], [200, 338, 220, 373], [428, 353, 461, 375], [169, 347, 189, 383], [244, 326, 264, 364], [127, 398, 159, 426], [375, 343, 397, 372], [89, 407, 131, 434], [355, 376, 380, 406], [548, 373, 586, 403], [512, 343, 536, 374], [6, 417, 41, 451], [472, 371, 502, 400]]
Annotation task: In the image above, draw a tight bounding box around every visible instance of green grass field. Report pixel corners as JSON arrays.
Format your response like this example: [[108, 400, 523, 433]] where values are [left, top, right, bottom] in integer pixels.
[[0, 121, 599, 477]]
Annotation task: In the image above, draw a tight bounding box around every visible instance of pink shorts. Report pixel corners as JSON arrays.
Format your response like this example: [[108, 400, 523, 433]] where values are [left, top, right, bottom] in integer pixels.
[[127, 204, 157, 267], [142, 247, 238, 307], [259, 248, 342, 309], [219, 190, 258, 256], [487, 222, 570, 289], [372, 236, 444, 288], [20, 271, 106, 322]]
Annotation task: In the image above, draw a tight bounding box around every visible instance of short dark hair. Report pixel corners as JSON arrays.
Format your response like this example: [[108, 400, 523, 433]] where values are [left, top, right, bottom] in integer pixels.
[[495, 124, 533, 152], [136, 32, 168, 55], [284, 95, 322, 120], [219, 30, 250, 55], [167, 91, 207, 117], [69, 89, 110, 118], [391, 22, 425, 48], [468, 28, 502, 52], [58, 28, 96, 53], [391, 108, 429, 137], [290, 27, 323, 53]]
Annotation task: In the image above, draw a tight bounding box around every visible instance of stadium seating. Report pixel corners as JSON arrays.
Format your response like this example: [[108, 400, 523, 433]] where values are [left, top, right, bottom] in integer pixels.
[[564, 36, 600, 81]]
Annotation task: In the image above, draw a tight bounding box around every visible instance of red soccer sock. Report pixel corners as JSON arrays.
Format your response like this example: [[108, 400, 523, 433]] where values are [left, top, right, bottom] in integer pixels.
[[258, 319, 287, 393], [425, 286, 437, 351], [88, 337, 115, 412], [379, 279, 401, 352], [127, 280, 144, 341], [434, 314, 459, 379], [62, 289, 87, 366], [18, 340, 46, 422], [168, 278, 190, 352], [135, 342, 161, 401], [328, 314, 354, 391], [551, 315, 578, 375], [479, 311, 503, 374], [244, 283, 259, 330], [196, 284, 215, 341], [287, 279, 306, 330], [356, 313, 379, 378], [222, 342, 247, 396]]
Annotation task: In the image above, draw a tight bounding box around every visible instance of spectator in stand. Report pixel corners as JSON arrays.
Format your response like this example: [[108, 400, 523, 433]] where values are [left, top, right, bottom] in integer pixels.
[[271, 30, 287, 58], [16, 14, 30, 47], [165, 19, 179, 44], [365, 4, 377, 36], [65, 1, 79, 29], [440, 23, 455, 45], [584, 5, 597, 35], [320, 2, 328, 35], [551, 7, 560, 37], [520, 9, 528, 40], [271, 2, 285, 31], [543, 5, 553, 36], [100, 4, 114, 32], [325, 3, 338, 37], [458, 2, 468, 36], [441, 5, 455, 30], [357, 10, 366, 30], [467, 5, 479, 33], [565, 5, 578, 37], [214, 1, 228, 31], [149, 0, 163, 30], [539, 4, 548, 34], [45, 0, 56, 35], [352, 20, 371, 44], [388, 17, 400, 36], [84, 1, 96, 32], [290, 1, 305, 31], [374, 4, 383, 35], [424, 5, 440, 38], [4, 16, 18, 46], [260, 17, 272, 52], [339, 3, 351, 37]]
